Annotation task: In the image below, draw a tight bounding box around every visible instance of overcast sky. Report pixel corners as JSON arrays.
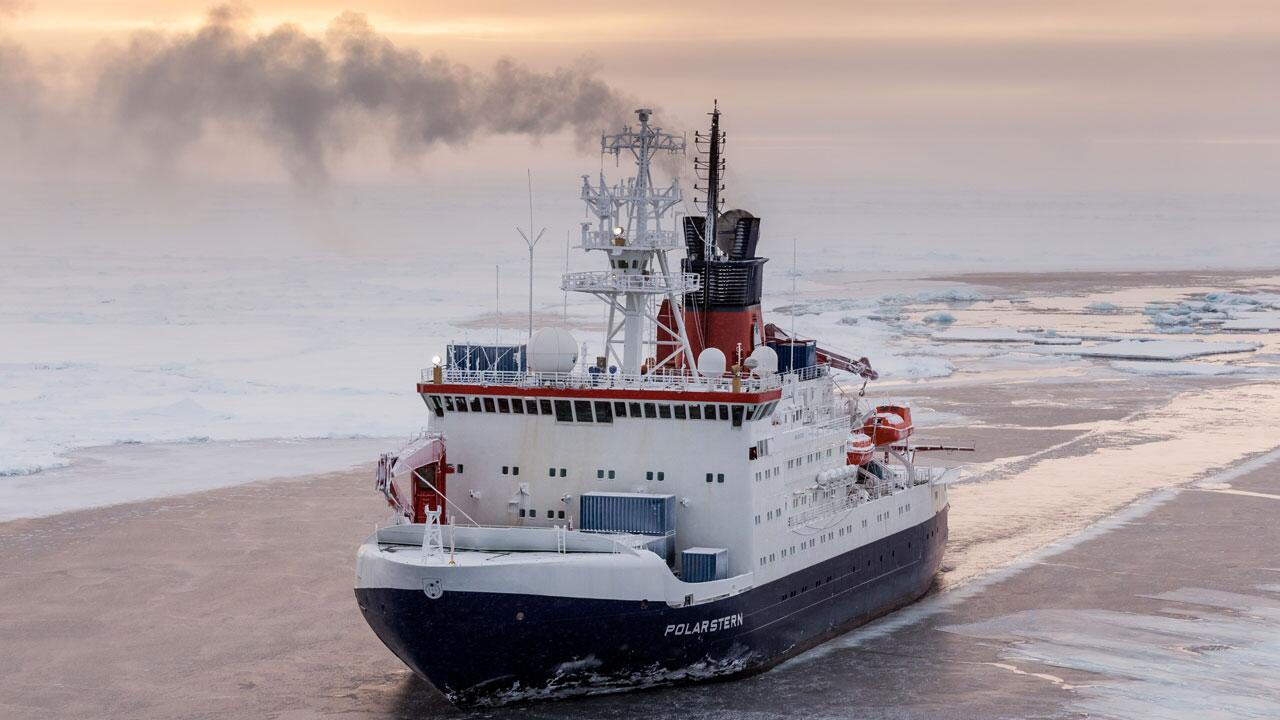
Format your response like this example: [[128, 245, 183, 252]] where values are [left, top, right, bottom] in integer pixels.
[[1, 1, 1277, 264]]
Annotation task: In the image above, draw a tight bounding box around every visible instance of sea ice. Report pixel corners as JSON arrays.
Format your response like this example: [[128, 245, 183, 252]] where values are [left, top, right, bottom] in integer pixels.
[[1109, 361, 1254, 377], [922, 311, 956, 326], [1220, 311, 1280, 332], [933, 327, 1039, 343], [1060, 339, 1259, 361]]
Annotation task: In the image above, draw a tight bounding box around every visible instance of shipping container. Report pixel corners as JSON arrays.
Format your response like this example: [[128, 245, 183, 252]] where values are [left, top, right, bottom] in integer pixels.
[[768, 340, 817, 374], [447, 344, 527, 373], [681, 547, 728, 583], [579, 492, 676, 536]]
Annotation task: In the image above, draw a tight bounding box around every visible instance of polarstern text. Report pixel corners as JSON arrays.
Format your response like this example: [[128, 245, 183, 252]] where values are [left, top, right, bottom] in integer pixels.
[[664, 613, 744, 636]]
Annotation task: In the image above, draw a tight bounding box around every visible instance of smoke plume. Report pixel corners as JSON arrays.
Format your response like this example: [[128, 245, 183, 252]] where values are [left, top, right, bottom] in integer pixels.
[[2, 5, 639, 187]]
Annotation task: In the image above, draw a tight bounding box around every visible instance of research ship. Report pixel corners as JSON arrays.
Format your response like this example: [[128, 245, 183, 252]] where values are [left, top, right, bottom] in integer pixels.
[[355, 106, 949, 706]]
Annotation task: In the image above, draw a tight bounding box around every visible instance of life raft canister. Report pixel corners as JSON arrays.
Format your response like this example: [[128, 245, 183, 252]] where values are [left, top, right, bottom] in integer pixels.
[[861, 405, 914, 446], [846, 432, 875, 466]]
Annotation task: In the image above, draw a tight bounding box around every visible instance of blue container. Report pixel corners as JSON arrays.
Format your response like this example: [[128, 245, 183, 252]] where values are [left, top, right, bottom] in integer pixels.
[[448, 344, 526, 372], [681, 547, 728, 582], [769, 340, 817, 374], [579, 492, 676, 536]]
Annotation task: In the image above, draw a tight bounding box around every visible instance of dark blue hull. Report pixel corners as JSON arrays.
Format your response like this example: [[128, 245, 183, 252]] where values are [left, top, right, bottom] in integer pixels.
[[356, 506, 948, 706]]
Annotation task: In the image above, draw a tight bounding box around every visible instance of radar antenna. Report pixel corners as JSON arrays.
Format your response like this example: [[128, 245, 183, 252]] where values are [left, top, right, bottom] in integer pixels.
[[565, 109, 699, 374], [693, 102, 725, 337]]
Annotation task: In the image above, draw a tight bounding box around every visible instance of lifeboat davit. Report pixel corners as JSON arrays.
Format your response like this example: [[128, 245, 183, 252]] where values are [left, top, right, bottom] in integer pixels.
[[845, 432, 875, 466], [861, 405, 913, 446]]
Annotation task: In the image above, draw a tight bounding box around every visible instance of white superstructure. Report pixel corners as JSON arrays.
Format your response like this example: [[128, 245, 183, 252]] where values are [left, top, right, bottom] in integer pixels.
[[355, 106, 950, 708]]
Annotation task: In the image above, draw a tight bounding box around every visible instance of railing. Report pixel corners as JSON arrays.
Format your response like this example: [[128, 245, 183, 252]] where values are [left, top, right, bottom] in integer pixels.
[[561, 271, 702, 295], [780, 413, 851, 442], [788, 477, 903, 528], [422, 367, 784, 393], [580, 229, 682, 250]]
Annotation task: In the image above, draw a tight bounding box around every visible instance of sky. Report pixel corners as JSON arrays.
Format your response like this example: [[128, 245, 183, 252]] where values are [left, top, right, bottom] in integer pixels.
[[0, 1, 1277, 266]]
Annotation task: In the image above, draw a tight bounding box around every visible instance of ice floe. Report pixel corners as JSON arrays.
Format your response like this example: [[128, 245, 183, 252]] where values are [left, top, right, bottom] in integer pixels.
[[1145, 291, 1280, 333], [1109, 360, 1256, 376], [933, 327, 1040, 343], [1061, 339, 1259, 361], [1221, 311, 1280, 332]]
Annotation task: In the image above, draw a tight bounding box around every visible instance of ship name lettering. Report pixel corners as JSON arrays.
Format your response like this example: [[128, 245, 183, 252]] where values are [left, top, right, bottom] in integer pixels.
[[663, 613, 744, 637]]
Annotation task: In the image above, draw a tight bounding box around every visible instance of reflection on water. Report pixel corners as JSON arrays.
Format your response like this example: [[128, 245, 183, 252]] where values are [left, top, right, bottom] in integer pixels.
[[944, 382, 1280, 587]]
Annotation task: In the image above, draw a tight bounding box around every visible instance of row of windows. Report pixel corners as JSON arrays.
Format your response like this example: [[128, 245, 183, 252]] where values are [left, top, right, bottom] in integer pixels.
[[786, 447, 837, 471], [426, 394, 778, 428], [755, 505, 786, 524], [517, 508, 567, 519], [759, 522, 911, 569], [754, 465, 783, 482]]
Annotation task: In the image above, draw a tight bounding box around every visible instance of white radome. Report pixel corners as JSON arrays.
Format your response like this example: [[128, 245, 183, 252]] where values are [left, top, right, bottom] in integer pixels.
[[696, 347, 727, 378], [747, 345, 778, 375], [528, 327, 579, 373]]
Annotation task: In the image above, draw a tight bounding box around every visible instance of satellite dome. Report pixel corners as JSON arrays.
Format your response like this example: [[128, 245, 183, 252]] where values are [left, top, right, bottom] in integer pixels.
[[697, 347, 727, 378], [528, 327, 578, 373], [747, 345, 778, 375]]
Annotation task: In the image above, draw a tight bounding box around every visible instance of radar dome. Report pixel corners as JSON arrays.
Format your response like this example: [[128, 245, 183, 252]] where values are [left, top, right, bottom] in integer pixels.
[[528, 327, 578, 373], [697, 347, 727, 378], [748, 345, 778, 375]]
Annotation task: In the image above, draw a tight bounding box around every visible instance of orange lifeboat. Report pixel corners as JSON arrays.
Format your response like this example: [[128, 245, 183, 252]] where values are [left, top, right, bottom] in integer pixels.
[[845, 432, 875, 466], [861, 405, 914, 446]]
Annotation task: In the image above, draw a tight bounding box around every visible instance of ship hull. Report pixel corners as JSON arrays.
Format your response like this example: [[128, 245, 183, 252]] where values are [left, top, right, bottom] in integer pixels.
[[356, 506, 947, 706]]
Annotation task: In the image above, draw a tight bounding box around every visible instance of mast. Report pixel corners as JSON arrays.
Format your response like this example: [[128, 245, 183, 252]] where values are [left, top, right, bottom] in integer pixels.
[[564, 109, 698, 375], [694, 102, 725, 340]]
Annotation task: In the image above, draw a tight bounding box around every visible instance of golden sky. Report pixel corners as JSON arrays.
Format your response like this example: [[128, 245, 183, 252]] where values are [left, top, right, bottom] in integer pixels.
[[3, 1, 1278, 193]]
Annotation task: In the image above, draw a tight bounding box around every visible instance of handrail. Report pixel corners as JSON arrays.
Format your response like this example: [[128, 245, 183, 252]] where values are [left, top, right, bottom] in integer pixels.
[[561, 270, 702, 294], [421, 367, 785, 393]]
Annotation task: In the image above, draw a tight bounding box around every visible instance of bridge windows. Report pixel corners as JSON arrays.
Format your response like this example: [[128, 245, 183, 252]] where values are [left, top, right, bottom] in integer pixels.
[[443, 394, 769, 427], [593, 402, 612, 423], [554, 400, 573, 422]]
